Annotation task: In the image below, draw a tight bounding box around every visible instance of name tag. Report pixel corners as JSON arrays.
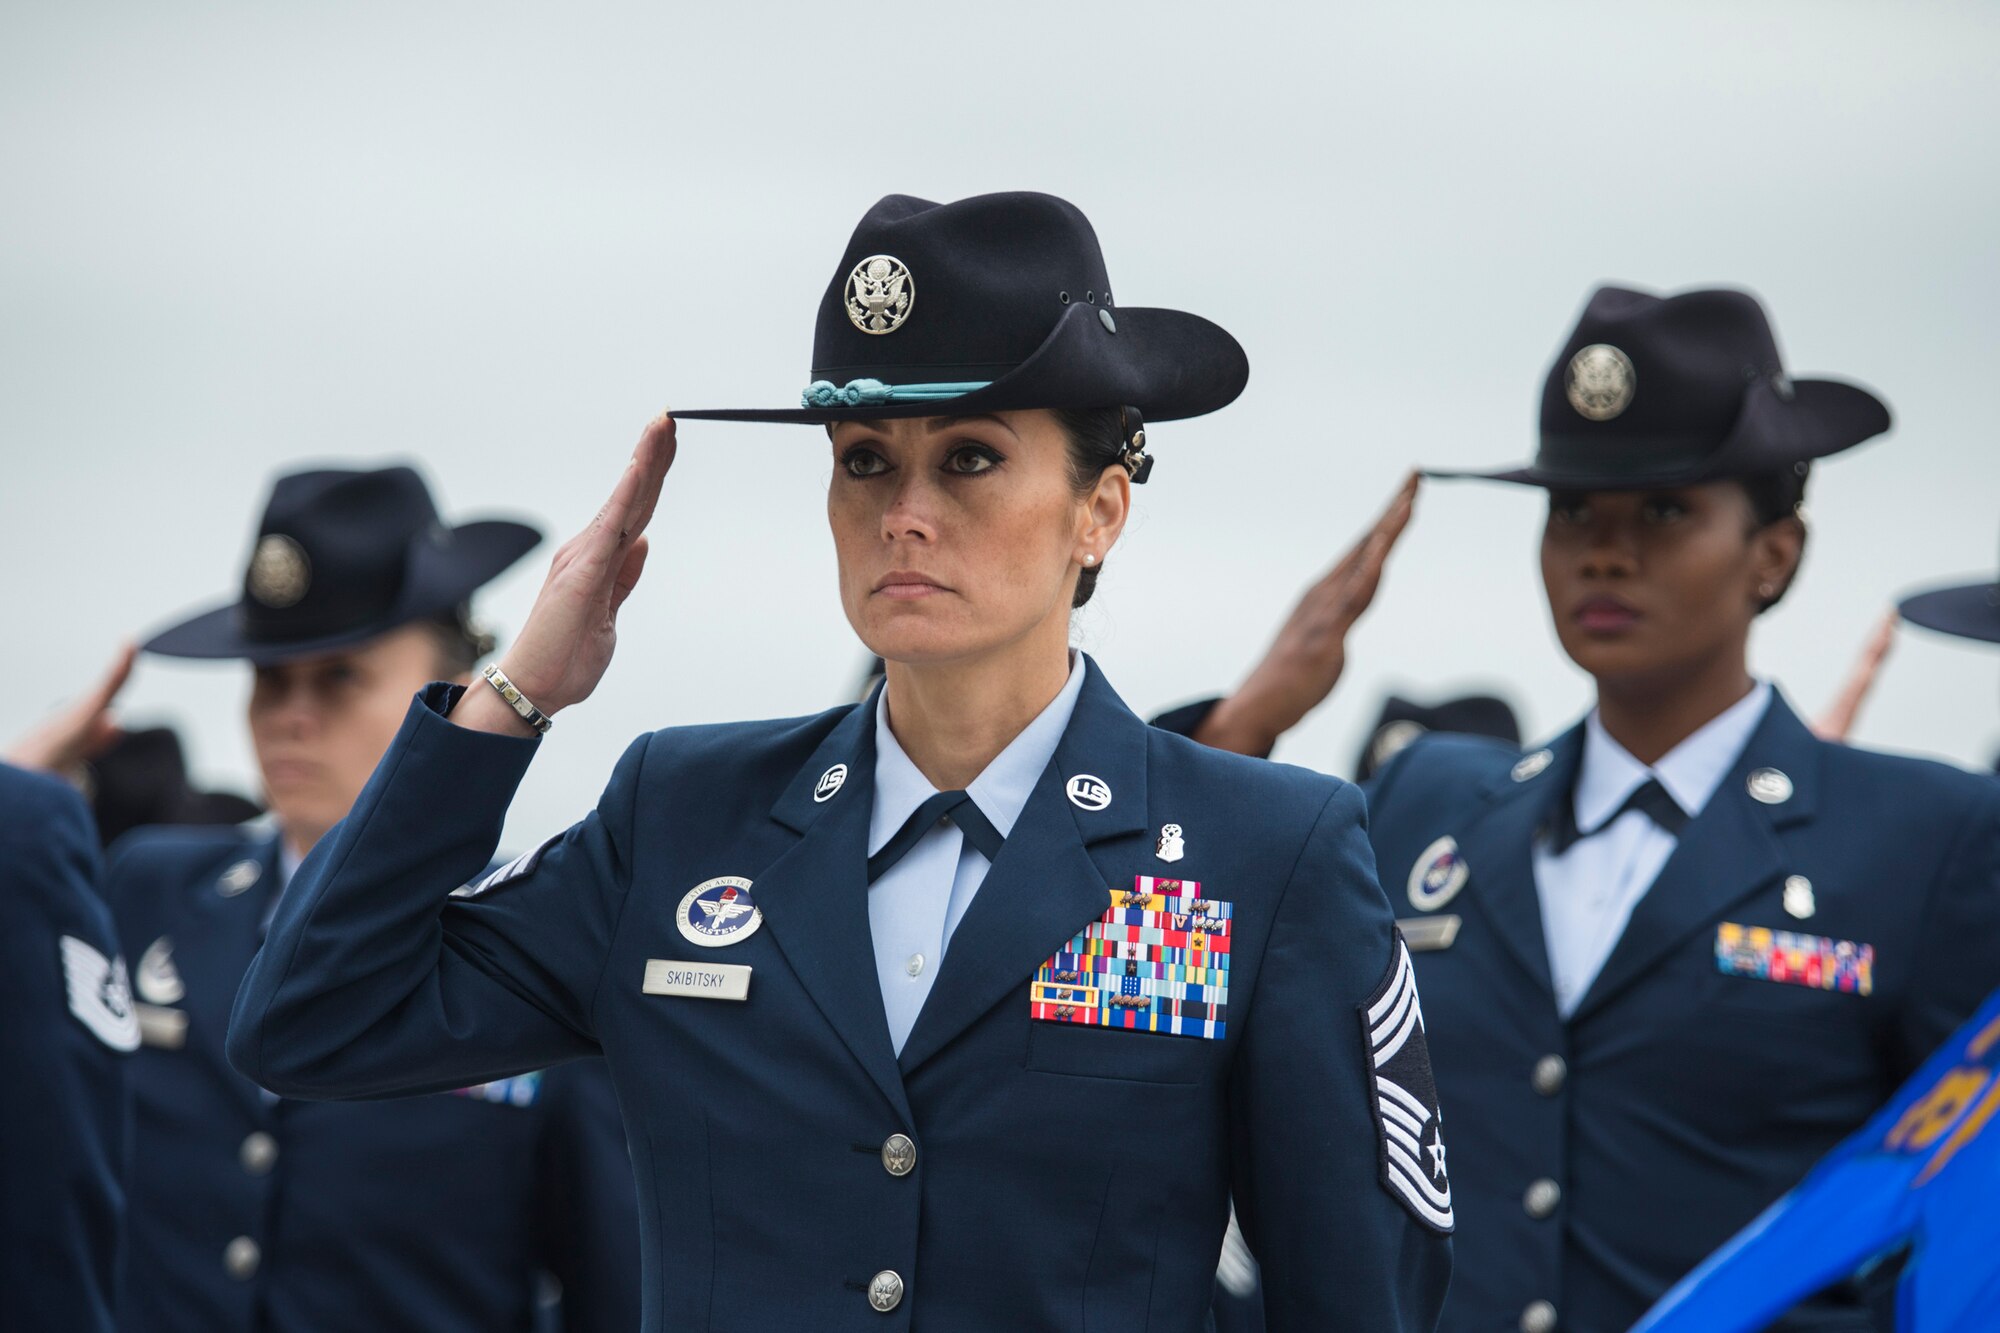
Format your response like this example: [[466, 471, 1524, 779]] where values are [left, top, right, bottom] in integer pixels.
[[1397, 915, 1462, 953], [643, 960, 752, 1002], [136, 1003, 190, 1049]]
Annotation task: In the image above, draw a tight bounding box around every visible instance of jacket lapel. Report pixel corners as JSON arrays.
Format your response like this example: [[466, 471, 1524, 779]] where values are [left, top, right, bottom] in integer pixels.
[[1570, 692, 1821, 1022], [897, 659, 1149, 1077], [179, 833, 283, 1109], [756, 697, 914, 1124], [1443, 729, 1581, 1002]]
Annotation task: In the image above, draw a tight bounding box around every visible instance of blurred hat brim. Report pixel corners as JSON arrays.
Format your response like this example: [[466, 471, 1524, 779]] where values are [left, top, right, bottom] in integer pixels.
[[1427, 378, 1890, 490], [1898, 580, 2000, 645], [142, 519, 539, 664]]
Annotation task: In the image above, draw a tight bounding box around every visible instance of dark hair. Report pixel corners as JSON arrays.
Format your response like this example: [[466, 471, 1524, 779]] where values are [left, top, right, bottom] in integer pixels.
[[422, 603, 495, 676], [1740, 463, 1811, 614], [1052, 406, 1128, 608]]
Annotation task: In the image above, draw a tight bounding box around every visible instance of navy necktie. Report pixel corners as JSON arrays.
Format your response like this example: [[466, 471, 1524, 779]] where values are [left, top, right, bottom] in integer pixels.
[[867, 790, 1006, 884], [1547, 777, 1689, 856]]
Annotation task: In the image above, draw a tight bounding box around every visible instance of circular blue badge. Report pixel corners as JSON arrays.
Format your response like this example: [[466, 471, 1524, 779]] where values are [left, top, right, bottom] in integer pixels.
[[676, 876, 763, 948]]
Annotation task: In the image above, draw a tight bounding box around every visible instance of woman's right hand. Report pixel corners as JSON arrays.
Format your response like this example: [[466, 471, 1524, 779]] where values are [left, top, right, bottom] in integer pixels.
[[1193, 472, 1419, 758], [453, 415, 676, 736]]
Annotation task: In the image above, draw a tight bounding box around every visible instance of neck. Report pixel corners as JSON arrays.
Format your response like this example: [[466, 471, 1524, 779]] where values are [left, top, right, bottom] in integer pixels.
[[882, 630, 1073, 793], [1594, 650, 1756, 767], [281, 824, 323, 864]]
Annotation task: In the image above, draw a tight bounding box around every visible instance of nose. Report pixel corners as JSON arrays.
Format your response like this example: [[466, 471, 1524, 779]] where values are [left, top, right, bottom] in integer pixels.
[[1576, 516, 1638, 581], [879, 471, 940, 546]]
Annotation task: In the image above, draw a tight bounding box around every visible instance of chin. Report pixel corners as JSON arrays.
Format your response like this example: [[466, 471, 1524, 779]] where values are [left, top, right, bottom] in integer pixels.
[[858, 612, 1004, 667], [1555, 631, 1659, 682]]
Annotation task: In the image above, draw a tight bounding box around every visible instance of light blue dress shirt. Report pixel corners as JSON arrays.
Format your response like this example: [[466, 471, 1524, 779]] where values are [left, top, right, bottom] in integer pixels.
[[868, 653, 1087, 1054], [1533, 681, 1772, 1016]]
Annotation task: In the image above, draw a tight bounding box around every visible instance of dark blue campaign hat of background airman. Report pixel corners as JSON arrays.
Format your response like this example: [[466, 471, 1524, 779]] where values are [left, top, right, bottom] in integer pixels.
[[1433, 285, 1892, 489], [671, 191, 1250, 442], [1898, 533, 2000, 644], [142, 465, 541, 664]]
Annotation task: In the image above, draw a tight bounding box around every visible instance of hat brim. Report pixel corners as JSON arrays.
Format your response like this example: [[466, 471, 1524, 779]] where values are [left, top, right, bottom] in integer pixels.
[[1426, 377, 1891, 490], [670, 303, 1248, 425], [142, 519, 541, 663], [1898, 580, 2000, 645]]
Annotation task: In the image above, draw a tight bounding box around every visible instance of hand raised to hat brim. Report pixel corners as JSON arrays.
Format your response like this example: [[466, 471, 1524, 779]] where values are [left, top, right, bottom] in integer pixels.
[[450, 415, 676, 738], [1193, 473, 1419, 758], [5, 641, 136, 779], [1812, 607, 1899, 742]]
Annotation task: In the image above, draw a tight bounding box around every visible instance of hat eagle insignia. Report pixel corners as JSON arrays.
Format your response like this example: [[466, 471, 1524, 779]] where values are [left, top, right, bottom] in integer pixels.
[[846, 254, 914, 335], [1566, 343, 1637, 421], [247, 534, 311, 608]]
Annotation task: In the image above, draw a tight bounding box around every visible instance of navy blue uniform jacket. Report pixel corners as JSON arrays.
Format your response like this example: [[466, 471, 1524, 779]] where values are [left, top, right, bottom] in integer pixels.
[[228, 660, 1452, 1332], [1364, 692, 2000, 1333], [1, 763, 130, 1333], [108, 824, 640, 1333]]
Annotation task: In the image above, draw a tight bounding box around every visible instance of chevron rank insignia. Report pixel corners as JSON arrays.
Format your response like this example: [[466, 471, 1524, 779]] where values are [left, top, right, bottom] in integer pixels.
[[1361, 930, 1453, 1232], [451, 832, 564, 900], [1030, 877, 1232, 1039]]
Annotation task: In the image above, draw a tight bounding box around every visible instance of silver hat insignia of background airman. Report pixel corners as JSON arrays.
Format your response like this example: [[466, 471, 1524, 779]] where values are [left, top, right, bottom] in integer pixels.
[[247, 534, 311, 608], [1566, 343, 1636, 421], [845, 254, 914, 335]]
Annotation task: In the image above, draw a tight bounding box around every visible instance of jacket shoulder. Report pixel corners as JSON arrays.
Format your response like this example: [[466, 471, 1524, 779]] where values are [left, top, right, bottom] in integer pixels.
[[0, 761, 93, 844], [1815, 738, 2000, 826], [636, 705, 855, 782], [1372, 731, 1523, 801], [104, 823, 263, 902], [1147, 723, 1350, 830]]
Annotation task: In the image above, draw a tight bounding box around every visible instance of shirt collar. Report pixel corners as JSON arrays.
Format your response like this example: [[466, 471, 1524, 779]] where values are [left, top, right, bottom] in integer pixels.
[[1575, 681, 1773, 829], [870, 652, 1087, 856]]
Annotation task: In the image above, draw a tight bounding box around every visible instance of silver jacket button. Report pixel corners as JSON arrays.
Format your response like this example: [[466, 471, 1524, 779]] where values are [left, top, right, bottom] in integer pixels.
[[868, 1270, 904, 1312], [1520, 1298, 1558, 1333], [880, 1134, 917, 1177], [223, 1235, 262, 1280], [1523, 1178, 1562, 1220], [239, 1131, 279, 1176], [1531, 1054, 1567, 1097]]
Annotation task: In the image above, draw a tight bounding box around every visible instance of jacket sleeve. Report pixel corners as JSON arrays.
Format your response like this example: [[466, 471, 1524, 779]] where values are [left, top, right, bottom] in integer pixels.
[[0, 766, 127, 1333], [228, 684, 647, 1099], [533, 1058, 642, 1333], [1897, 776, 2000, 1073], [1227, 781, 1451, 1332]]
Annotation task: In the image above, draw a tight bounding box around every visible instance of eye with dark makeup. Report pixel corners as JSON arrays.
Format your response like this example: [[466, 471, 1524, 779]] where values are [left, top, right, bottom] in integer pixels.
[[836, 440, 1005, 479]]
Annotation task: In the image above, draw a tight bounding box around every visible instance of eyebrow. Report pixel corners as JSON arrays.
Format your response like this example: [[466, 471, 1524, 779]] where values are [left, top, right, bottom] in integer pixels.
[[840, 413, 1019, 440]]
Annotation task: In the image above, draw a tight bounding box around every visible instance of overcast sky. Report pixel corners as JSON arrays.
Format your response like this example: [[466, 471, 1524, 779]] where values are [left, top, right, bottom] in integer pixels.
[[4, 1, 1995, 847]]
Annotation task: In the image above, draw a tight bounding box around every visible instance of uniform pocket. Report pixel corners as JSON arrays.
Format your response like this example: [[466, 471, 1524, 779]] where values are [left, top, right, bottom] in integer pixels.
[[1025, 1017, 1206, 1085]]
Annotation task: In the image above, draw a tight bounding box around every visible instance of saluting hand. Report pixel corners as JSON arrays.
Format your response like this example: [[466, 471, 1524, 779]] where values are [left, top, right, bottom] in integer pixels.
[[452, 415, 676, 737], [1194, 473, 1419, 758], [6, 642, 136, 779], [1813, 608, 1898, 743]]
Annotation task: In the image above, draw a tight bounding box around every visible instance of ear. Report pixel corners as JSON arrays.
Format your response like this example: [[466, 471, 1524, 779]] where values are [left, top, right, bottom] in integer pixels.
[[1078, 465, 1131, 562], [1751, 514, 1807, 605]]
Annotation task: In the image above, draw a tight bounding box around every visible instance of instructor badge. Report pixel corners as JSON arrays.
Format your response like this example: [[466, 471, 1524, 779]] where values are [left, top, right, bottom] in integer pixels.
[[676, 877, 764, 948], [1407, 836, 1469, 912], [1360, 931, 1453, 1232]]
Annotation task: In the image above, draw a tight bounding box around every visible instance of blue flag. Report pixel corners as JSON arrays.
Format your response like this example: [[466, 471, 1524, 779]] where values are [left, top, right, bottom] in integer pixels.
[[1633, 986, 2000, 1333]]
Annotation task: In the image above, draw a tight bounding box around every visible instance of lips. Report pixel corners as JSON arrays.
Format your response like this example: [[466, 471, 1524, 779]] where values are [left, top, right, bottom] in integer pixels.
[[1574, 595, 1641, 632], [873, 571, 950, 600]]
